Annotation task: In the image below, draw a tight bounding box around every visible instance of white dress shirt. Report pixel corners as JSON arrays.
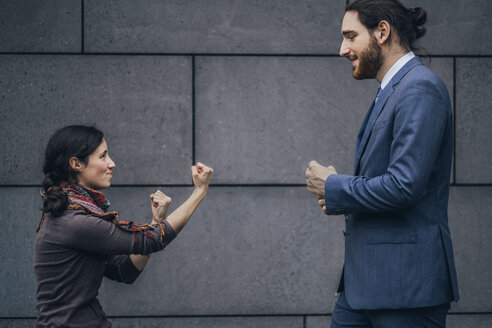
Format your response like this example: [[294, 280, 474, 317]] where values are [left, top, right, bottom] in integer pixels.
[[380, 51, 415, 90]]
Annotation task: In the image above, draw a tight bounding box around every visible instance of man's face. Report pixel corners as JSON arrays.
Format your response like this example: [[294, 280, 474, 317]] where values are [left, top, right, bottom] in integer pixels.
[[339, 11, 383, 80]]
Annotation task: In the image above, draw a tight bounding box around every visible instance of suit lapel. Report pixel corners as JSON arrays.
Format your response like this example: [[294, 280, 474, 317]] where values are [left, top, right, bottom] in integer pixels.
[[354, 87, 392, 174], [353, 57, 423, 174], [354, 99, 375, 172]]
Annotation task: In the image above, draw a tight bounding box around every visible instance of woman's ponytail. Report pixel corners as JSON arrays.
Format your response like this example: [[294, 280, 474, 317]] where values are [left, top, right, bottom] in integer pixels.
[[41, 172, 68, 217]]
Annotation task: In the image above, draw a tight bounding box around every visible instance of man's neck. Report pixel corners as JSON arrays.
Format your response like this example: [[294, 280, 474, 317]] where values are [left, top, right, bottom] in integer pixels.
[[375, 48, 408, 84]]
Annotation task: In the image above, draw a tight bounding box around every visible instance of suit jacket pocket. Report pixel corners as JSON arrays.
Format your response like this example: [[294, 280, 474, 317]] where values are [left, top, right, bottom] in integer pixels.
[[372, 120, 388, 131], [367, 227, 416, 244]]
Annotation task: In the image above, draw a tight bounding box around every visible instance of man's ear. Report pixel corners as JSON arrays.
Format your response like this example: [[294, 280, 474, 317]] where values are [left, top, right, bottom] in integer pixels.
[[69, 156, 84, 172], [374, 20, 391, 45]]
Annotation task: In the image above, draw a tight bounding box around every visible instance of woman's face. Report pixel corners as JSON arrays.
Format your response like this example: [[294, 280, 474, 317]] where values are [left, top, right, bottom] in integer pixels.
[[76, 139, 116, 190]]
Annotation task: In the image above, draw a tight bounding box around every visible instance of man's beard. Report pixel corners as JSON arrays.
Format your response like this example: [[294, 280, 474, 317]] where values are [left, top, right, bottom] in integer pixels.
[[352, 36, 383, 80]]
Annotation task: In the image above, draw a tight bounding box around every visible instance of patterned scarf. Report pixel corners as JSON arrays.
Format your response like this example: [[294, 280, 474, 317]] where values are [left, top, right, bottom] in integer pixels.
[[37, 182, 165, 242], [60, 182, 117, 221]]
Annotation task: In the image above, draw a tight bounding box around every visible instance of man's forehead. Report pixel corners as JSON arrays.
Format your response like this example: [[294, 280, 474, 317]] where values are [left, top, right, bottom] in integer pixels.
[[341, 11, 365, 34]]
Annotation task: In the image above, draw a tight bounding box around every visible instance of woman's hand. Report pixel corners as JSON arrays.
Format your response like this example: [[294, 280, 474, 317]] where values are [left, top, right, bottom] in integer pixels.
[[150, 190, 171, 224], [163, 163, 213, 233], [191, 162, 213, 194]]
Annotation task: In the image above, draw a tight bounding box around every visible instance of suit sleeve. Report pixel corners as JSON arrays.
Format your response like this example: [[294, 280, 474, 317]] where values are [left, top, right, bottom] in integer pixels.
[[324, 80, 449, 214]]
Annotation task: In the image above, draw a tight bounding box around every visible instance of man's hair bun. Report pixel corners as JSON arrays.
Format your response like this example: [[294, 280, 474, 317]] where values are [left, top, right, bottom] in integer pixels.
[[408, 7, 427, 39]]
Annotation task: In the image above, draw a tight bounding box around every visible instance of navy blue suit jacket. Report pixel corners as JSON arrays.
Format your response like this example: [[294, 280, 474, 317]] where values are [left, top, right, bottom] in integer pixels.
[[324, 57, 459, 309]]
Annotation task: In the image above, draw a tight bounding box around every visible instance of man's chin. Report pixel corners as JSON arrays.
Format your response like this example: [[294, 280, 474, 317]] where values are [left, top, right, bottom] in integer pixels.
[[352, 67, 375, 80], [352, 70, 365, 80]]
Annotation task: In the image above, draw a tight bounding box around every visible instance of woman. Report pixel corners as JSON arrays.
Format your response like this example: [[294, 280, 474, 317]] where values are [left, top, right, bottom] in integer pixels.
[[34, 125, 213, 327]]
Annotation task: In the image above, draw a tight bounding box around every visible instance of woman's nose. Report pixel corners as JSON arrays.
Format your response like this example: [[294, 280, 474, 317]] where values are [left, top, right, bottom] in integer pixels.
[[108, 156, 116, 168]]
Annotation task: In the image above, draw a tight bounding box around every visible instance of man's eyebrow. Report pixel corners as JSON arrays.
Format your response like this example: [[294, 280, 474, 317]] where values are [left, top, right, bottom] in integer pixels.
[[342, 30, 357, 36]]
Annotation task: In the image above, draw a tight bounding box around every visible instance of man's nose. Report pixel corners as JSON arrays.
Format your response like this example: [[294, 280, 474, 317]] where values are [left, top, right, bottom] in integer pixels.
[[339, 40, 349, 57]]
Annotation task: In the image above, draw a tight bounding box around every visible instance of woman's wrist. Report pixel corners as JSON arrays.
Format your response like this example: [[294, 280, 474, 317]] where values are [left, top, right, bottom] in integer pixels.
[[193, 186, 208, 199], [151, 217, 163, 225]]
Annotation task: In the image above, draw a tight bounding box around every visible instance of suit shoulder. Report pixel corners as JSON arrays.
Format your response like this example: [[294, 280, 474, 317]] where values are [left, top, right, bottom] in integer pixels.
[[402, 64, 447, 90], [397, 64, 450, 101]]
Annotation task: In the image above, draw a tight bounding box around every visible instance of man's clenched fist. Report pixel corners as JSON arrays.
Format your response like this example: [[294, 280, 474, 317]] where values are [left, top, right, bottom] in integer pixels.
[[305, 160, 337, 198]]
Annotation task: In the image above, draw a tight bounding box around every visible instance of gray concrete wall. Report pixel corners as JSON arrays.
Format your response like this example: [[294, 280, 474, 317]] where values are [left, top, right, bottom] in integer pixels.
[[1, 0, 491, 326]]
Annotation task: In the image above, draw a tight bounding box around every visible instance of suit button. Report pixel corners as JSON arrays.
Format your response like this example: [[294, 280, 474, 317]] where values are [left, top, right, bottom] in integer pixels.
[[332, 208, 345, 215]]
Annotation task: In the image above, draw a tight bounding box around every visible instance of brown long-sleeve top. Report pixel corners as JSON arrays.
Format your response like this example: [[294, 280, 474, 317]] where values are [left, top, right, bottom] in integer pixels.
[[34, 210, 176, 328]]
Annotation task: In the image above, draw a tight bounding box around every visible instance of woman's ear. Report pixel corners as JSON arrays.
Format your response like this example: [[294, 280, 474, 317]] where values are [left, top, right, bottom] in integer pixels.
[[69, 156, 83, 172]]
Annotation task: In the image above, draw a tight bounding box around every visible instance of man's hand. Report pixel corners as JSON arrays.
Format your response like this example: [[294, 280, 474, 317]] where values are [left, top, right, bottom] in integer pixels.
[[305, 160, 337, 198], [318, 196, 327, 214]]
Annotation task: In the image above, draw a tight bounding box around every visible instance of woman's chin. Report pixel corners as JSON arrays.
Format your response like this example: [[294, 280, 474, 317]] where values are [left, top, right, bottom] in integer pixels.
[[92, 182, 111, 190]]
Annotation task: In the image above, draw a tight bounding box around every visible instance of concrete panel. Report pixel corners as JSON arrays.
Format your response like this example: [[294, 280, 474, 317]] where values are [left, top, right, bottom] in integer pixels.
[[0, 55, 192, 185], [0, 188, 41, 317], [99, 186, 346, 315], [84, 0, 345, 54], [307, 316, 332, 327], [110, 316, 303, 328], [401, 0, 492, 55], [195, 56, 453, 184], [0, 0, 81, 53], [455, 58, 492, 184], [447, 314, 492, 328], [195, 56, 378, 184], [448, 187, 492, 312], [0, 319, 36, 328]]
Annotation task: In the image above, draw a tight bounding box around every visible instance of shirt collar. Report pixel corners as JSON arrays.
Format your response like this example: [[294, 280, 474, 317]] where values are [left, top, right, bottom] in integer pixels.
[[380, 51, 415, 90]]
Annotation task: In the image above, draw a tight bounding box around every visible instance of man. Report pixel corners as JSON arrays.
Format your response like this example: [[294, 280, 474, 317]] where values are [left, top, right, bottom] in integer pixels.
[[305, 0, 459, 327]]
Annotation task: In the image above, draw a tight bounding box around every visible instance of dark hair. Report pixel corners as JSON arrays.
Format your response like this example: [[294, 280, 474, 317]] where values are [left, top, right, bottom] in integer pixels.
[[42, 125, 104, 216], [346, 0, 427, 52]]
